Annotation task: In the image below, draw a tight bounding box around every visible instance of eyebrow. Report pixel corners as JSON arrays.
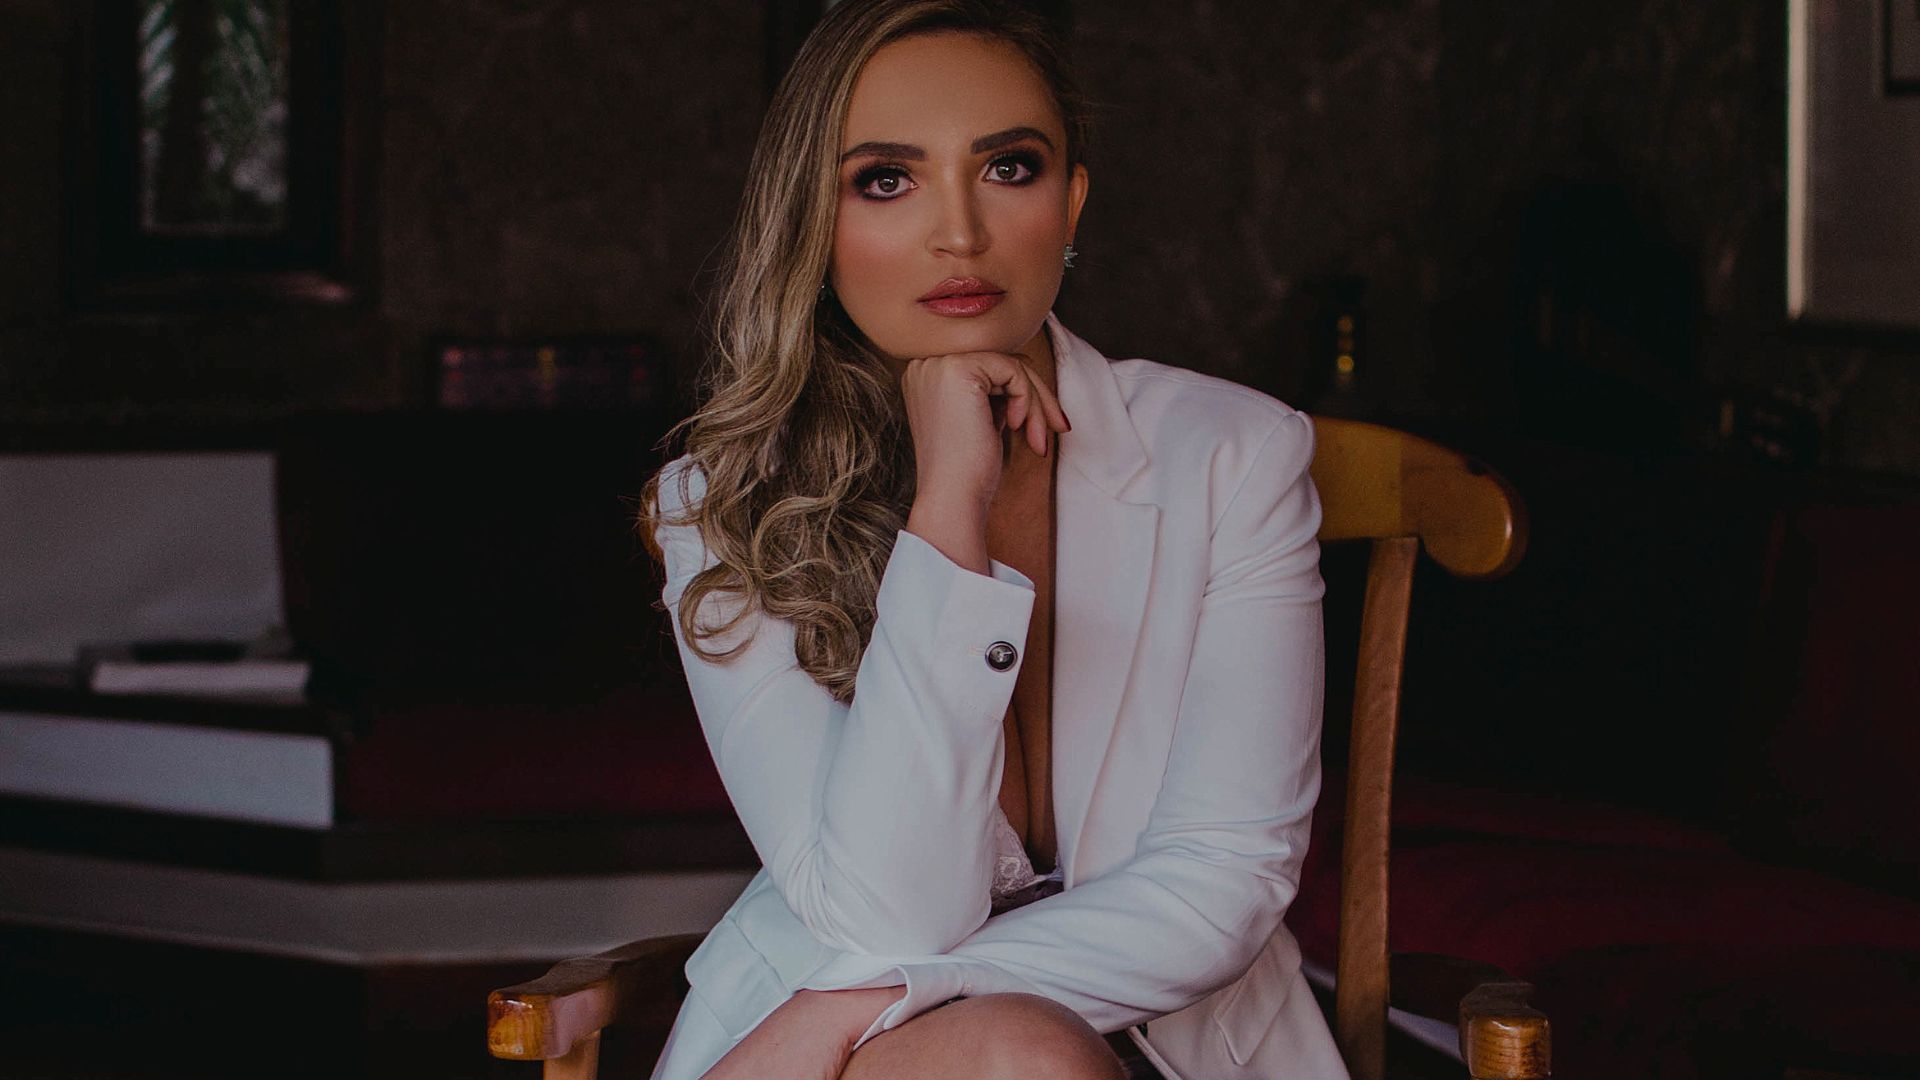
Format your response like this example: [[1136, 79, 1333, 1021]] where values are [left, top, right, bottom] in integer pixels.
[[839, 126, 1055, 164]]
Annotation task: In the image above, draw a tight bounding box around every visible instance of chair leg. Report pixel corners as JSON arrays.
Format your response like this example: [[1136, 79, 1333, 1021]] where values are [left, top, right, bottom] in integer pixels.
[[542, 1030, 600, 1080]]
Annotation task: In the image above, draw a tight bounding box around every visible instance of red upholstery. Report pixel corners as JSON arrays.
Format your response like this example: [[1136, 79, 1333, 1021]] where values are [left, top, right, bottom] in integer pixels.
[[1342, 773, 1731, 853], [1293, 831, 1920, 978], [1741, 504, 1920, 893], [337, 681, 728, 821], [1290, 771, 1732, 970], [1288, 776, 1920, 1080], [1286, 501, 1920, 1080]]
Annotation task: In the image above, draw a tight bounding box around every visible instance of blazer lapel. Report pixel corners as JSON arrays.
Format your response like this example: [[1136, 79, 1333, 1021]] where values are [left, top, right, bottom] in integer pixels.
[[1042, 313, 1161, 886]]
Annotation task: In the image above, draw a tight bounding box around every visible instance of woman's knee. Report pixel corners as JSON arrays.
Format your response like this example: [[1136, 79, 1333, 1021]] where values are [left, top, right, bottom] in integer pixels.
[[961, 993, 1125, 1079]]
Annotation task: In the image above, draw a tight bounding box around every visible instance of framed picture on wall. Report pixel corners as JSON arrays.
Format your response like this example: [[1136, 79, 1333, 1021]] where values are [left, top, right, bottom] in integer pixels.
[[1889, 0, 1920, 94], [1787, 0, 1920, 332], [66, 0, 382, 309]]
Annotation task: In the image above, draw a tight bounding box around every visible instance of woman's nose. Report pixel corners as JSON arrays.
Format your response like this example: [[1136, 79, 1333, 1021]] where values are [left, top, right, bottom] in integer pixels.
[[927, 184, 990, 258]]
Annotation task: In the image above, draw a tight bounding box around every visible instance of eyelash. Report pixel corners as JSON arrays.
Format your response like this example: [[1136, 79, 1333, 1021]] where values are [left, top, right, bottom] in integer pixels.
[[850, 151, 1044, 201]]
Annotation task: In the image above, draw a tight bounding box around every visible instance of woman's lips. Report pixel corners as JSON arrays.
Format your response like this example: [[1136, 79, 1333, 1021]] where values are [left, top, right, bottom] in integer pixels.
[[918, 291, 1005, 317], [917, 275, 1005, 317]]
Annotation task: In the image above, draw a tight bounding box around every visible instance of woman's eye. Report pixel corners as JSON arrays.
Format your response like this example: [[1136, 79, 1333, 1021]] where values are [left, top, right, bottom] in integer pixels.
[[988, 153, 1040, 183], [853, 166, 912, 200], [851, 152, 1041, 201]]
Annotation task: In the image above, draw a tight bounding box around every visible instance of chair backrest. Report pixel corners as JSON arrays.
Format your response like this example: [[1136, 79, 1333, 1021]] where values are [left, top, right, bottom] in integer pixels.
[[1307, 416, 1528, 1080]]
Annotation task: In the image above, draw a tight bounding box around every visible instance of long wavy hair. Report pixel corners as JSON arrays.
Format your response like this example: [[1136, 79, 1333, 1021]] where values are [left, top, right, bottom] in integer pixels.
[[636, 0, 1093, 704]]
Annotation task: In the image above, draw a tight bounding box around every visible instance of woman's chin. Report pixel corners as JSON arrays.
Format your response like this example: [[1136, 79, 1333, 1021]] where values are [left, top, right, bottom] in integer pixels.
[[906, 313, 1042, 358]]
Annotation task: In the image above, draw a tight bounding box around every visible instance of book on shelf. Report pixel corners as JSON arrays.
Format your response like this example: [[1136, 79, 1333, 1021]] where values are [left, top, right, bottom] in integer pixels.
[[77, 637, 311, 699]]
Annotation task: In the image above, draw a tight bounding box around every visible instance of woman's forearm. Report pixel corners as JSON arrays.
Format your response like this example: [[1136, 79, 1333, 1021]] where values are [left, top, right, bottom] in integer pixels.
[[697, 986, 907, 1080]]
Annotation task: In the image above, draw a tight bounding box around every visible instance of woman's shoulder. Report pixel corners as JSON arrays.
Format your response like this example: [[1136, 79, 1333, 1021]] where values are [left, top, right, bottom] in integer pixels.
[[1094, 354, 1320, 562], [1103, 354, 1313, 469], [1113, 355, 1305, 434], [654, 453, 710, 516]]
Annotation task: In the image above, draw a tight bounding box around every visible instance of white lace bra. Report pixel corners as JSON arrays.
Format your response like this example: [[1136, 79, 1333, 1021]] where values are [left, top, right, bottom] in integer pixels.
[[990, 801, 1065, 914]]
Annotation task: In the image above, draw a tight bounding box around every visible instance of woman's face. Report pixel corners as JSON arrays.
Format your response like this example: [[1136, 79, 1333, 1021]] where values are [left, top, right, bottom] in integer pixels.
[[829, 31, 1088, 371]]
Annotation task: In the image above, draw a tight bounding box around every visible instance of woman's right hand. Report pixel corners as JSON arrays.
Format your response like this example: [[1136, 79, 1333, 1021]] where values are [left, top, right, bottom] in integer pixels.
[[899, 350, 1071, 511]]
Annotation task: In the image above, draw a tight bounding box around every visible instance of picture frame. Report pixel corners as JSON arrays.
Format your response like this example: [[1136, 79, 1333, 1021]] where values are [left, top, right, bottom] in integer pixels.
[[1787, 0, 1920, 333], [1888, 0, 1920, 95], [65, 0, 382, 310]]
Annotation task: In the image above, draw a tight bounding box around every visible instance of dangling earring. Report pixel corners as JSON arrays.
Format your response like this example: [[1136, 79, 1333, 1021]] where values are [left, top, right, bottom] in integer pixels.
[[1063, 242, 1078, 270], [817, 282, 830, 303]]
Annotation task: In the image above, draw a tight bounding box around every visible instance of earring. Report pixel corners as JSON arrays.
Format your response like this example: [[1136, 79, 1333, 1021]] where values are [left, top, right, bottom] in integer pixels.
[[1063, 242, 1078, 269], [817, 282, 829, 303]]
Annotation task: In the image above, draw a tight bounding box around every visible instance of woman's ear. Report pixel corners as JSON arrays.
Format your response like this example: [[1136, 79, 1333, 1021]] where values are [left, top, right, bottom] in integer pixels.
[[1066, 162, 1089, 240]]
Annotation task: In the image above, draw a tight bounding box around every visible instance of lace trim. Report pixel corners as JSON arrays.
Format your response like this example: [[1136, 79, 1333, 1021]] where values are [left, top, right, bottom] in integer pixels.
[[989, 803, 1064, 914]]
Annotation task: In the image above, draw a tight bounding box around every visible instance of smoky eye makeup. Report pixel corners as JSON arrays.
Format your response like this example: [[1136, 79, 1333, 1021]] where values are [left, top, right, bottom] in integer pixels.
[[849, 162, 910, 199], [847, 148, 1049, 201], [985, 149, 1044, 183]]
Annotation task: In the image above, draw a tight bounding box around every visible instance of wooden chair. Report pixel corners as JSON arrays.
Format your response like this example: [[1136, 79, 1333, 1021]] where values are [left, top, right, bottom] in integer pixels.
[[487, 416, 1549, 1080]]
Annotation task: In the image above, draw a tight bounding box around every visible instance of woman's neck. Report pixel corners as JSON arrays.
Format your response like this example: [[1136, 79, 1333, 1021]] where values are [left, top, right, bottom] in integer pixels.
[[1021, 320, 1060, 398]]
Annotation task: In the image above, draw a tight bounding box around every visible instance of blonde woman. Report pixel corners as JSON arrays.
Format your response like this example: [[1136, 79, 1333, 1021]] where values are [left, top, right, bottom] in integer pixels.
[[638, 2, 1343, 1077]]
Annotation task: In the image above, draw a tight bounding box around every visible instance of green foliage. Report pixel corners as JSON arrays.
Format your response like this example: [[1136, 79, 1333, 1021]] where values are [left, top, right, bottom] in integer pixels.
[[137, 0, 288, 226]]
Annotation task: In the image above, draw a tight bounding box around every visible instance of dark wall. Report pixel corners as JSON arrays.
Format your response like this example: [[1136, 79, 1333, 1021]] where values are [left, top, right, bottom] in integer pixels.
[[3, 0, 1916, 472], [0, 0, 768, 426], [1062, 0, 1919, 475]]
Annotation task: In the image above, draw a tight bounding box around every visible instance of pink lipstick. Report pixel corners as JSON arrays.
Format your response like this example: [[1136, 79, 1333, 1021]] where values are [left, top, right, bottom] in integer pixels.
[[917, 276, 1006, 317]]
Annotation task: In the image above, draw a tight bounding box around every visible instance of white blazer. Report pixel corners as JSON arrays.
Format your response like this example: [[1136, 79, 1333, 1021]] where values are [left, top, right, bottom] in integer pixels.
[[646, 312, 1347, 1080]]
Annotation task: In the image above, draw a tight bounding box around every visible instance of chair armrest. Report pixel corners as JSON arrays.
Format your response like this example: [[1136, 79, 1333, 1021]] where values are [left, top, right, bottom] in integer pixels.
[[488, 933, 704, 1061], [1390, 952, 1551, 1080]]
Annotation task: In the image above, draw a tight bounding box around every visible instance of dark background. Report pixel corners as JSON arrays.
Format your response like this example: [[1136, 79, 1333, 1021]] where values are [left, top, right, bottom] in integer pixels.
[[3, 0, 1916, 474], [3, 4, 1918, 1077], [7, 0, 1916, 823]]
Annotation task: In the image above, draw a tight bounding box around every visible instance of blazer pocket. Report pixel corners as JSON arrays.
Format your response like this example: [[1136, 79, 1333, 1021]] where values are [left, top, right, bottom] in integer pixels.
[[682, 914, 791, 1040], [1210, 929, 1304, 1065]]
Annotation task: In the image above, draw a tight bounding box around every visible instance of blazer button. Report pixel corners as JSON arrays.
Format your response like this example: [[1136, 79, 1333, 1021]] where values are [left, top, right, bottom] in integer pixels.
[[985, 641, 1018, 671]]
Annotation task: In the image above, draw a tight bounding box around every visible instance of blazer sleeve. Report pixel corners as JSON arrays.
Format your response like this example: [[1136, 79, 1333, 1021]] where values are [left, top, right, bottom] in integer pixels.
[[800, 411, 1326, 1043], [651, 457, 1035, 956]]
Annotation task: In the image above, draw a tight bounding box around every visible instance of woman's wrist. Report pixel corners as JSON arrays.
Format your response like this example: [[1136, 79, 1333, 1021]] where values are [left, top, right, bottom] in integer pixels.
[[906, 492, 991, 575], [800, 985, 909, 1051]]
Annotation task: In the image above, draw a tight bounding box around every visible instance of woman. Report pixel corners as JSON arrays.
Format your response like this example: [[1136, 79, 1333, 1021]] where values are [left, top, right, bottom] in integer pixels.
[[638, 1, 1344, 1077]]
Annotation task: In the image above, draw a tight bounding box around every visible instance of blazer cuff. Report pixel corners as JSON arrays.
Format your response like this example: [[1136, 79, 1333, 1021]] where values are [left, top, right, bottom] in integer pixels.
[[879, 529, 1036, 689], [795, 954, 1004, 1052], [988, 555, 1035, 590], [892, 527, 1036, 592]]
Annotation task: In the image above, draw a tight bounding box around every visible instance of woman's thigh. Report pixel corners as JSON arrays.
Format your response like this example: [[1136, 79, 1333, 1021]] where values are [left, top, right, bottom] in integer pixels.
[[839, 992, 1125, 1080]]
